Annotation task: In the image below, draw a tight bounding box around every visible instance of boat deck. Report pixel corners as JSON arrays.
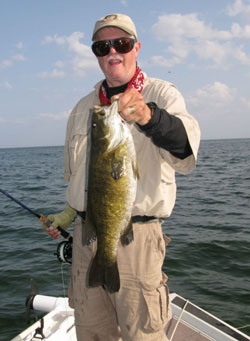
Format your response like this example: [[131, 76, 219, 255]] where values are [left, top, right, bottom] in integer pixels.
[[167, 318, 211, 340], [167, 294, 250, 341], [11, 293, 250, 341]]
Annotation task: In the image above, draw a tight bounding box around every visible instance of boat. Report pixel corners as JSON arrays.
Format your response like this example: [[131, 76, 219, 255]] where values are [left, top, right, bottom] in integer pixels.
[[11, 291, 250, 341]]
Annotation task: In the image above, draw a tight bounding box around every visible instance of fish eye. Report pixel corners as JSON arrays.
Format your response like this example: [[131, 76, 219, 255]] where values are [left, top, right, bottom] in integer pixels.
[[92, 122, 97, 128]]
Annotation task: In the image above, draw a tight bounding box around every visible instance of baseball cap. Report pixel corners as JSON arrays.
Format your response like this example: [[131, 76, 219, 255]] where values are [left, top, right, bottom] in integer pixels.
[[92, 13, 138, 41]]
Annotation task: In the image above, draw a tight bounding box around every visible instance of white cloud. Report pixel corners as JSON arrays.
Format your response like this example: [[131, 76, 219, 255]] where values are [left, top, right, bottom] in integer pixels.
[[194, 40, 250, 66], [41, 32, 98, 77], [0, 117, 26, 125], [0, 53, 27, 69], [39, 109, 71, 120], [54, 60, 64, 68], [240, 97, 250, 109], [226, 0, 250, 16], [234, 44, 250, 64], [0, 59, 12, 68], [231, 23, 250, 38], [152, 13, 233, 42], [12, 54, 27, 61], [194, 41, 229, 65], [0, 81, 12, 89], [142, 55, 181, 69], [42, 34, 66, 45], [187, 82, 236, 108], [16, 41, 23, 49], [120, 0, 128, 6], [37, 60, 66, 78], [66, 32, 90, 56], [37, 69, 65, 79], [151, 13, 250, 68]]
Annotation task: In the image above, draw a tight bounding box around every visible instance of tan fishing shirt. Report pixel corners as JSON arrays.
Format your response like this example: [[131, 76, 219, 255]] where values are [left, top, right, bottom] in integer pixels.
[[64, 74, 201, 217]]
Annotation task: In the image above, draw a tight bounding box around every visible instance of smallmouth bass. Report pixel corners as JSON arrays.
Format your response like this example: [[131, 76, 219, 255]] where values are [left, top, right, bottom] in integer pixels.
[[86, 100, 139, 293]]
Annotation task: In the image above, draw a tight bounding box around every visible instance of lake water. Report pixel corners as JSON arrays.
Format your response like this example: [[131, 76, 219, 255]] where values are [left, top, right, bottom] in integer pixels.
[[0, 139, 249, 340]]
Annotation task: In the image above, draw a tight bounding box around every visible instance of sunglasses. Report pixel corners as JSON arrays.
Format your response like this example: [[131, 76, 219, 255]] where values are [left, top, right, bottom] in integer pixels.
[[92, 37, 135, 57]]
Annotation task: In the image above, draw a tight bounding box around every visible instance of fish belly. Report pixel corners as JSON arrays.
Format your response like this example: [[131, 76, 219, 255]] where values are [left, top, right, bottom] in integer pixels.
[[87, 142, 136, 293]]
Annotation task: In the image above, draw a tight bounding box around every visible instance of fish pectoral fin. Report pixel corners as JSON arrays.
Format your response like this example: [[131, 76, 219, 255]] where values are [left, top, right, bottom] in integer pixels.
[[110, 151, 125, 180], [120, 219, 134, 246], [132, 159, 140, 180], [82, 210, 97, 246]]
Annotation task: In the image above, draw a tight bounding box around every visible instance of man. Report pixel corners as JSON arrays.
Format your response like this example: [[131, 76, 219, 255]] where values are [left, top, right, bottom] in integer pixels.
[[46, 13, 200, 340]]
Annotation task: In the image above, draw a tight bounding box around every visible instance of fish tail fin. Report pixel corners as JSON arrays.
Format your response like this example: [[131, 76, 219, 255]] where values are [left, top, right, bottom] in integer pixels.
[[88, 254, 104, 288], [104, 262, 120, 293], [88, 255, 120, 293]]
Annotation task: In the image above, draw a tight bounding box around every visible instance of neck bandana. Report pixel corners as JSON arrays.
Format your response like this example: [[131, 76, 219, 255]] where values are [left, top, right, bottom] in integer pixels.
[[99, 67, 144, 106]]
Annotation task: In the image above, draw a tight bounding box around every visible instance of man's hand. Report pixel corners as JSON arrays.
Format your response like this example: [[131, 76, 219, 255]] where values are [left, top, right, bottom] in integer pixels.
[[43, 203, 76, 239], [45, 226, 61, 239], [112, 88, 151, 125]]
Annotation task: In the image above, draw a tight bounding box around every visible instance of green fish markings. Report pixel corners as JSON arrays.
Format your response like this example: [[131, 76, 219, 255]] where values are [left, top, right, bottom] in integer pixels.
[[86, 99, 139, 293]]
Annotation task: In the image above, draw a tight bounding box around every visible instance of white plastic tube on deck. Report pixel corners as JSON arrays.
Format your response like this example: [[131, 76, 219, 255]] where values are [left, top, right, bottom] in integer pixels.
[[32, 295, 73, 312]]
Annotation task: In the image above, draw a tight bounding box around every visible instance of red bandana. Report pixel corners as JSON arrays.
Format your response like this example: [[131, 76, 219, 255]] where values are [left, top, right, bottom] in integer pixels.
[[99, 67, 144, 106]]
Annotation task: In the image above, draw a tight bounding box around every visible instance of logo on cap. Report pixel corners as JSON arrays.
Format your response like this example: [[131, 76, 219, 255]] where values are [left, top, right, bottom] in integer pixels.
[[104, 14, 117, 22]]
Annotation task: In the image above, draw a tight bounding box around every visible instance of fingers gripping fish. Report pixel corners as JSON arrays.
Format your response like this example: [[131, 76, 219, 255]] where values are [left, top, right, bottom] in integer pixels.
[[86, 100, 139, 293]]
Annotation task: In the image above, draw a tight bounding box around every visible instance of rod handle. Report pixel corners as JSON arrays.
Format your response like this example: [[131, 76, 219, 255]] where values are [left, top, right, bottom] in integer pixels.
[[39, 215, 73, 242]]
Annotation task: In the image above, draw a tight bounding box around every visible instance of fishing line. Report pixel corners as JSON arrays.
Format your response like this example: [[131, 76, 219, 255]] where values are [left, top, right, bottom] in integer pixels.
[[60, 263, 67, 301]]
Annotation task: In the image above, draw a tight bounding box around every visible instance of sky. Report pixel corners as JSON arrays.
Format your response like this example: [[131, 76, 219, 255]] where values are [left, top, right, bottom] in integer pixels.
[[0, 0, 250, 148]]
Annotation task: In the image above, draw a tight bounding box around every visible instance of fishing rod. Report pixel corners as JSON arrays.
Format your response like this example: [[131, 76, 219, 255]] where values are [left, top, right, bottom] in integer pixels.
[[0, 188, 73, 264]]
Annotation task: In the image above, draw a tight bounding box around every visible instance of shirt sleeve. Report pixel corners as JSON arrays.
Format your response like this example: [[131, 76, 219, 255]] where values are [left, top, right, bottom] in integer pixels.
[[137, 102, 193, 160]]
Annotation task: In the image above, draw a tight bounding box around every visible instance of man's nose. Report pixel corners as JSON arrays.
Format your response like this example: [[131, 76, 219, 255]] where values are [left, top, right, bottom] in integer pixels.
[[109, 45, 117, 54]]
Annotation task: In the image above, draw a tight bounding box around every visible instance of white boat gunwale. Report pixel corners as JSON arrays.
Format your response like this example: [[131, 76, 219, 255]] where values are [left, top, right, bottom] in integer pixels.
[[11, 293, 250, 341]]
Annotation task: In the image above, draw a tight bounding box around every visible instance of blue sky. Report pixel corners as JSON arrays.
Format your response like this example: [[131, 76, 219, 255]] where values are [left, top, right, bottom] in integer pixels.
[[1, 0, 250, 148]]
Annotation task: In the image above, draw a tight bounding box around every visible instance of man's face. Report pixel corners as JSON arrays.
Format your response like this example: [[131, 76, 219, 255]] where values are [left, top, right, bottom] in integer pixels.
[[95, 27, 141, 87]]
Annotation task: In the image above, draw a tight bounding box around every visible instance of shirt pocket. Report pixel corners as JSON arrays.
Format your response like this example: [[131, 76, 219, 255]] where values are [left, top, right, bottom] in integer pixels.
[[69, 126, 89, 176]]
